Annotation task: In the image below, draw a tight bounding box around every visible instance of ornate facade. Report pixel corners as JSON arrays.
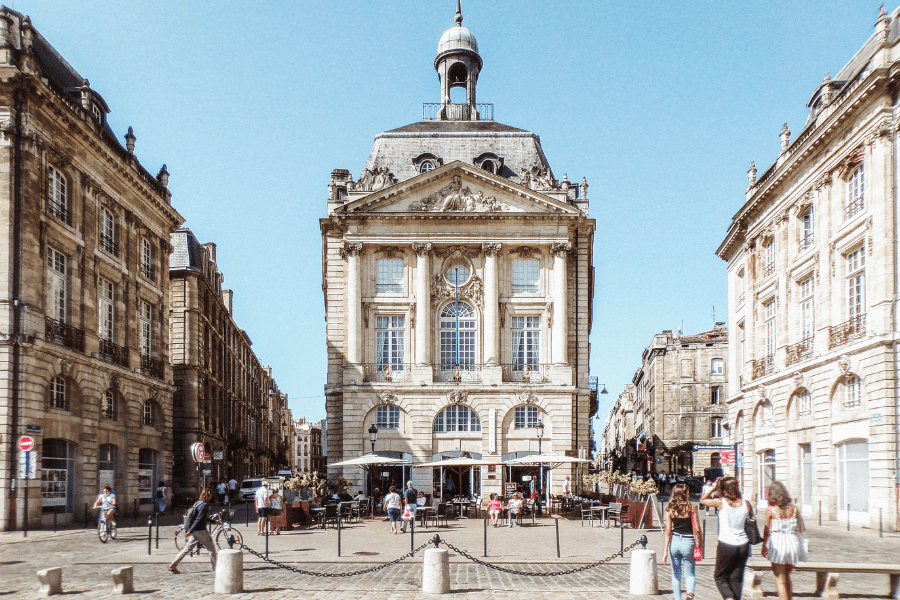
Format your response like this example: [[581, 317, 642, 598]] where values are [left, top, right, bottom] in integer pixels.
[[0, 9, 184, 530], [321, 5, 597, 499], [292, 418, 325, 476], [716, 7, 900, 530]]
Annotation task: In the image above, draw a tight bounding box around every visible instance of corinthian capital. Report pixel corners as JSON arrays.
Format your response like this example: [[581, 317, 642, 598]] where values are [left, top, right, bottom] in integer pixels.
[[339, 241, 363, 259], [412, 242, 432, 257], [550, 242, 572, 256], [482, 242, 502, 256]]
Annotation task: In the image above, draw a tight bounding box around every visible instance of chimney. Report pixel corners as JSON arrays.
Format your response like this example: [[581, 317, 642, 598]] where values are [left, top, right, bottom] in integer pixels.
[[222, 289, 233, 315]]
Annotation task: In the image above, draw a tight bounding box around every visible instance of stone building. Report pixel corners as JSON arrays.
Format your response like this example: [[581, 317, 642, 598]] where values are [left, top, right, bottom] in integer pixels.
[[169, 228, 289, 497], [0, 9, 184, 530], [600, 385, 635, 472], [292, 418, 325, 476], [321, 4, 598, 500], [716, 7, 900, 529]]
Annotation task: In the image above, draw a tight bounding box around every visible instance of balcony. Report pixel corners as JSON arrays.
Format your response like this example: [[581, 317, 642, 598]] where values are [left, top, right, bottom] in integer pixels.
[[99, 338, 129, 368], [49, 202, 71, 226], [99, 234, 118, 256], [750, 354, 774, 380], [44, 317, 85, 352], [785, 336, 814, 366], [423, 103, 494, 121], [433, 364, 482, 382], [799, 233, 814, 252], [844, 199, 865, 220], [501, 363, 549, 382], [828, 314, 866, 349], [362, 363, 412, 383], [140, 263, 154, 280], [762, 262, 775, 278], [141, 353, 164, 380]]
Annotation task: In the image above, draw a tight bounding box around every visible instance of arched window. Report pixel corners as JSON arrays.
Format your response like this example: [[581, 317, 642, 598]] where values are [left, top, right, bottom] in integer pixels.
[[514, 405, 539, 429], [796, 389, 811, 418], [376, 405, 400, 429], [143, 400, 155, 426], [49, 376, 68, 411], [102, 389, 117, 420], [440, 301, 477, 368], [433, 405, 481, 433], [419, 161, 435, 174], [759, 401, 773, 428], [842, 375, 862, 409]]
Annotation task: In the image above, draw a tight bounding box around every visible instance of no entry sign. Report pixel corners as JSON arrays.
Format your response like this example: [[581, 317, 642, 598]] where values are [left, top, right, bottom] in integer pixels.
[[18, 436, 35, 452]]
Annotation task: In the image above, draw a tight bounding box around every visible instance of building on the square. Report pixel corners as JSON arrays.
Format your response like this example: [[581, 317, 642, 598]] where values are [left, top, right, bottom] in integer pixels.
[[292, 417, 326, 476], [320, 4, 598, 500], [0, 8, 184, 530], [169, 228, 289, 497], [716, 6, 900, 529]]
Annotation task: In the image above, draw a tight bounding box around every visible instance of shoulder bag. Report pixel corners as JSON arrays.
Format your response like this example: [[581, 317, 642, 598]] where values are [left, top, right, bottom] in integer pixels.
[[744, 501, 763, 545], [691, 506, 704, 560]]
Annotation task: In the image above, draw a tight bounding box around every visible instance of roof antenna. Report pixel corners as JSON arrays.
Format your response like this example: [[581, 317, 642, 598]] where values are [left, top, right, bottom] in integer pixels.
[[455, 0, 463, 26]]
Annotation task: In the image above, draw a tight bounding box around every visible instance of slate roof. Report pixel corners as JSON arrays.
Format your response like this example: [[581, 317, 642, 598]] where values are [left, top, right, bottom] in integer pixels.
[[169, 229, 204, 270]]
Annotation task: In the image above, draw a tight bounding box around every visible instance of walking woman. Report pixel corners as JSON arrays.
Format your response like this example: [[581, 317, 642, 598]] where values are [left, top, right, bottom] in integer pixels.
[[663, 483, 701, 600], [762, 481, 805, 600], [382, 485, 402, 534], [700, 477, 751, 600]]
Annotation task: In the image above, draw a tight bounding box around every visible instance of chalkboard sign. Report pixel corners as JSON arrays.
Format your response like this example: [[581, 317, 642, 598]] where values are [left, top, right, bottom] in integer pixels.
[[505, 483, 517, 496]]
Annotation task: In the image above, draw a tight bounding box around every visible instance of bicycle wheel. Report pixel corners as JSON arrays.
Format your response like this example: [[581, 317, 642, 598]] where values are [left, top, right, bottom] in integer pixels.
[[98, 520, 109, 543], [109, 520, 117, 540], [215, 527, 243, 549], [174, 527, 186, 550]]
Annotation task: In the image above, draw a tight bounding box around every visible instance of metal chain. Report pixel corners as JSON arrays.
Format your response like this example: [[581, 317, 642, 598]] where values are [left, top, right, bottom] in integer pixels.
[[438, 538, 644, 577], [238, 541, 432, 577]]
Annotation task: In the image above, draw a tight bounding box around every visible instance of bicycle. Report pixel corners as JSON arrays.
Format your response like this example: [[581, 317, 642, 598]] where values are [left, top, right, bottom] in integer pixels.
[[173, 508, 243, 553], [97, 509, 117, 543]]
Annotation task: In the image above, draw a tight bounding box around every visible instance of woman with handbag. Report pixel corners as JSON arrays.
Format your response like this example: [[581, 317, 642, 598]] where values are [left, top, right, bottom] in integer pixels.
[[663, 483, 702, 600], [701, 476, 751, 600], [762, 481, 806, 600]]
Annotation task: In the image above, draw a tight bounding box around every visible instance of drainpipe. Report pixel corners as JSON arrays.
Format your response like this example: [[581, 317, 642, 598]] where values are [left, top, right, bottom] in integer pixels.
[[892, 90, 900, 530]]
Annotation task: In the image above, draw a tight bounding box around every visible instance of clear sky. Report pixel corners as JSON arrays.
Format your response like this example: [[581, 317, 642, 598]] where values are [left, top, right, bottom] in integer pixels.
[[11, 0, 883, 444]]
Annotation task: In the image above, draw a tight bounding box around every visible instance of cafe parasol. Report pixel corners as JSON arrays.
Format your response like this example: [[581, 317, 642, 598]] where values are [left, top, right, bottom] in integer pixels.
[[328, 453, 411, 498], [418, 453, 497, 500]]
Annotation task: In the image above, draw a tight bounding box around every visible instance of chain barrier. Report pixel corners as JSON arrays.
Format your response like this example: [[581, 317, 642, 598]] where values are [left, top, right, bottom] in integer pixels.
[[238, 540, 432, 577]]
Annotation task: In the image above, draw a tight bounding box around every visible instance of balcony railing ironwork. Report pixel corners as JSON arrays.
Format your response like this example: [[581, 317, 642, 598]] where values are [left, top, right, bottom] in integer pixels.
[[434, 363, 482, 382], [141, 353, 165, 380], [762, 262, 775, 278], [785, 336, 814, 366], [501, 363, 549, 382], [844, 200, 865, 220], [423, 102, 494, 121], [49, 202, 71, 226], [99, 234, 118, 256], [799, 233, 814, 252], [750, 354, 774, 380], [99, 338, 129, 368], [362, 363, 412, 382], [828, 314, 866, 349], [44, 317, 85, 352]]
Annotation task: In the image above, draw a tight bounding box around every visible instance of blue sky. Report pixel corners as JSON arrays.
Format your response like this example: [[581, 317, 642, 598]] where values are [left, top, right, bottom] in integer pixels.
[[12, 0, 882, 442]]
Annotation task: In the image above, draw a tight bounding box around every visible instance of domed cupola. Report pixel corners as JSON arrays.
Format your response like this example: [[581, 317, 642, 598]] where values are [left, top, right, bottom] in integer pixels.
[[434, 1, 482, 120]]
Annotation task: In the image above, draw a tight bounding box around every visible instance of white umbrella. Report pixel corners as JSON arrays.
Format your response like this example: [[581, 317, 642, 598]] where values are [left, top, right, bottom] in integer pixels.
[[417, 457, 496, 467], [328, 453, 410, 467], [504, 453, 592, 469]]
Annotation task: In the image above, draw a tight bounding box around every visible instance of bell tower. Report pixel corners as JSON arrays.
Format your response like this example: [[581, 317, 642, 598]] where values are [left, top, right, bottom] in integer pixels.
[[435, 1, 482, 120]]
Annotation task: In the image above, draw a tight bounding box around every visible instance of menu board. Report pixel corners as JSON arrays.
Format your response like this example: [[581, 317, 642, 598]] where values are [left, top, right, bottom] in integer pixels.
[[505, 483, 517, 496]]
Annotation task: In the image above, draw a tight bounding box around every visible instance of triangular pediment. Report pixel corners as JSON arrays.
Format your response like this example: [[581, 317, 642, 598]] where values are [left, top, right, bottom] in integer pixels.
[[339, 161, 581, 216]]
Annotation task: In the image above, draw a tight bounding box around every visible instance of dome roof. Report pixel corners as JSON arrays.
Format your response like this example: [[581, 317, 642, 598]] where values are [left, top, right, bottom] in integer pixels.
[[438, 25, 479, 56]]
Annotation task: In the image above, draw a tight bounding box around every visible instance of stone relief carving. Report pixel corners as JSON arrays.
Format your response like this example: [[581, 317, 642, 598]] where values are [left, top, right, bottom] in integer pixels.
[[430, 273, 484, 309], [838, 354, 850, 375], [448, 390, 468, 405], [482, 242, 502, 256], [792, 371, 803, 388], [550, 242, 572, 256], [440, 245, 479, 260], [110, 375, 120, 390], [412, 242, 432, 256], [339, 241, 363, 259], [376, 246, 403, 257], [758, 387, 767, 400], [59, 358, 73, 377], [514, 246, 539, 258], [362, 302, 370, 328], [379, 390, 398, 405], [408, 175, 511, 212], [520, 162, 557, 191], [350, 167, 397, 192], [516, 390, 538, 405]]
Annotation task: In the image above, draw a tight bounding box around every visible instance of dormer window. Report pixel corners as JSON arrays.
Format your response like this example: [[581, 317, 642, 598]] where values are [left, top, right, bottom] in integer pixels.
[[420, 161, 435, 174], [474, 152, 503, 175], [412, 153, 443, 174]]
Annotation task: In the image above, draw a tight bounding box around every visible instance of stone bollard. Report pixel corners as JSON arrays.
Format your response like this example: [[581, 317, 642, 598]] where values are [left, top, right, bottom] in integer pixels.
[[629, 549, 658, 595], [422, 548, 450, 594], [37, 567, 62, 597], [215, 549, 243, 594], [111, 566, 134, 594]]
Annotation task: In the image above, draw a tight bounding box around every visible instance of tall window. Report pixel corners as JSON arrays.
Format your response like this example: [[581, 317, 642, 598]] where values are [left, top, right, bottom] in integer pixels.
[[511, 316, 540, 366], [837, 440, 869, 513], [48, 166, 69, 224], [98, 278, 114, 341], [511, 258, 539, 293], [800, 276, 815, 342], [41, 439, 74, 513], [711, 417, 723, 438], [433, 405, 481, 432], [797, 389, 811, 418], [375, 405, 400, 429], [46, 248, 67, 322], [800, 207, 814, 249], [846, 165, 864, 219], [736, 268, 745, 305], [100, 208, 115, 254], [711, 387, 721, 405], [843, 375, 861, 409], [143, 400, 155, 426], [847, 246, 865, 322], [375, 315, 405, 369], [757, 449, 776, 502], [102, 390, 117, 420], [763, 240, 775, 277], [140, 238, 153, 279], [711, 358, 724, 375], [138, 448, 157, 506], [800, 443, 812, 507], [514, 405, 539, 429], [440, 302, 476, 367], [139, 301, 152, 357], [376, 258, 404, 293], [761, 401, 773, 427], [49, 376, 68, 410], [764, 299, 776, 362], [98, 444, 116, 490]]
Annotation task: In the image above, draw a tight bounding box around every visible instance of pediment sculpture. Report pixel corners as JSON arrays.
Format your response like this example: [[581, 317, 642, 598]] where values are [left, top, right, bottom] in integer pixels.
[[520, 162, 558, 191], [516, 390, 538, 405], [350, 167, 397, 192], [431, 273, 484, 308], [408, 175, 510, 212]]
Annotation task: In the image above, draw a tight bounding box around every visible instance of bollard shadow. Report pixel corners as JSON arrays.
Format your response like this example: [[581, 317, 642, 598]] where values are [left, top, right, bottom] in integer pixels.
[[244, 588, 282, 593]]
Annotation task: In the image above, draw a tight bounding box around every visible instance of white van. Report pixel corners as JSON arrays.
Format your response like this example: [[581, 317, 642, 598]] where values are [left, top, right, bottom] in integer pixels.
[[238, 478, 265, 502]]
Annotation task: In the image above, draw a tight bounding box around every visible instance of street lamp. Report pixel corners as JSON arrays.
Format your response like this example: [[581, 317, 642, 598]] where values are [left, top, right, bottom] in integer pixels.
[[535, 421, 544, 516], [368, 424, 378, 454]]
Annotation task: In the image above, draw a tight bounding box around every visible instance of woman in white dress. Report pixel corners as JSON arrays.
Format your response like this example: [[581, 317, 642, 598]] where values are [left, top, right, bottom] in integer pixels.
[[762, 481, 805, 600]]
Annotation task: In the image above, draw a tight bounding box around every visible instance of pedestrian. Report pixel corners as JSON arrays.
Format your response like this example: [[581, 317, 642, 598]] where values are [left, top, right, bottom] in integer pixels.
[[487, 493, 502, 526], [255, 481, 270, 535], [269, 486, 283, 534], [700, 477, 751, 600], [762, 481, 806, 600], [228, 476, 238, 498], [702, 479, 716, 515], [400, 480, 418, 533], [168, 488, 221, 573], [383, 485, 402, 534], [563, 476, 571, 496], [157, 480, 169, 514], [663, 483, 702, 600], [216, 480, 227, 505]]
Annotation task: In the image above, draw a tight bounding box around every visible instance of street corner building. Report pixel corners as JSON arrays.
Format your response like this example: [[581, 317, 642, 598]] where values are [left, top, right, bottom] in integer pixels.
[[716, 6, 900, 530], [0, 10, 184, 530], [320, 4, 599, 500]]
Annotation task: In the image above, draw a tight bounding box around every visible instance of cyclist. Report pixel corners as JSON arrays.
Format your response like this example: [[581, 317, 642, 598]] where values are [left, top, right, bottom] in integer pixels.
[[92, 484, 117, 524]]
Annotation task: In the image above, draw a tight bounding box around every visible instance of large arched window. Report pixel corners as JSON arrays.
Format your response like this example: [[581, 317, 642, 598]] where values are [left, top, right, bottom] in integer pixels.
[[842, 375, 862, 409], [439, 301, 477, 369], [376, 405, 400, 429], [434, 405, 481, 433]]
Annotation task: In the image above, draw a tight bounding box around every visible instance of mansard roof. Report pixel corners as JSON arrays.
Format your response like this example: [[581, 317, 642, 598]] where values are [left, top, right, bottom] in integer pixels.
[[385, 120, 528, 134]]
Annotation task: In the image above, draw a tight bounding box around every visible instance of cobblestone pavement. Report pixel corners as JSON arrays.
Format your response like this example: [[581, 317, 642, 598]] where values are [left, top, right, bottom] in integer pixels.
[[0, 508, 897, 599]]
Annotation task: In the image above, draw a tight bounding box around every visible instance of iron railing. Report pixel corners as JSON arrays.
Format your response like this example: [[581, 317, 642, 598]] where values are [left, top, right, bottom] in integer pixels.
[[99, 338, 129, 368], [49, 202, 71, 226], [750, 354, 774, 380], [99, 233, 118, 256], [501, 363, 549, 382], [44, 317, 85, 352], [785, 336, 814, 366], [434, 364, 482, 382], [423, 102, 494, 121], [828, 314, 866, 349], [141, 353, 164, 380], [362, 363, 412, 382], [799, 233, 814, 252], [762, 261, 775, 278], [844, 199, 865, 220]]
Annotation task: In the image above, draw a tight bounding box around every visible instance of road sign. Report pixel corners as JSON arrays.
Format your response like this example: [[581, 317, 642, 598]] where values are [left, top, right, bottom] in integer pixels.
[[25, 425, 42, 435], [202, 469, 211, 476], [18, 450, 37, 479], [720, 450, 736, 465], [213, 451, 224, 461], [190, 443, 205, 463], [693, 444, 732, 450], [203, 452, 211, 461], [18, 436, 35, 452]]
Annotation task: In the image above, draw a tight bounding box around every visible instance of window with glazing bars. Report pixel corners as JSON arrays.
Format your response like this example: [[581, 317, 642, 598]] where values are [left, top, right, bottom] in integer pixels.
[[376, 404, 399, 429], [800, 276, 814, 342], [50, 376, 67, 410], [797, 389, 811, 418], [511, 316, 540, 366], [433, 404, 481, 432], [764, 299, 776, 360], [139, 301, 152, 357], [847, 246, 865, 320], [847, 165, 864, 218], [843, 376, 861, 409], [514, 405, 539, 429], [140, 238, 153, 279], [375, 315, 405, 369], [511, 258, 539, 293], [376, 259, 404, 292], [100, 208, 115, 254], [440, 302, 476, 366], [103, 390, 116, 420], [48, 166, 68, 223], [98, 278, 114, 341], [143, 400, 154, 426], [46, 248, 66, 322]]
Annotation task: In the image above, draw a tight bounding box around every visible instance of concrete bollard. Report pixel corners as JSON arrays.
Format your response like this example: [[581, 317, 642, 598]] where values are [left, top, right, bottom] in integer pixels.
[[629, 549, 658, 595], [111, 566, 134, 594], [37, 567, 62, 597], [214, 549, 243, 594], [422, 548, 450, 594]]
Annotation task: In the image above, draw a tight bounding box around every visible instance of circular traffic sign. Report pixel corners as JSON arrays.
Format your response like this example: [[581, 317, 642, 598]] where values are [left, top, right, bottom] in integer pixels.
[[190, 442, 205, 463], [18, 436, 35, 451]]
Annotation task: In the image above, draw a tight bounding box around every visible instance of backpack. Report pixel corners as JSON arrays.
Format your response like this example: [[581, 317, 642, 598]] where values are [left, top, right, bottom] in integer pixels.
[[183, 500, 202, 530], [156, 487, 164, 499]]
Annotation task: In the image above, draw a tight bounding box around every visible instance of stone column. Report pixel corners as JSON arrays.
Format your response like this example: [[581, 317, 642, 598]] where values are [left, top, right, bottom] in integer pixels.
[[413, 243, 432, 365], [343, 242, 363, 363], [482, 243, 501, 365], [551, 242, 571, 365]]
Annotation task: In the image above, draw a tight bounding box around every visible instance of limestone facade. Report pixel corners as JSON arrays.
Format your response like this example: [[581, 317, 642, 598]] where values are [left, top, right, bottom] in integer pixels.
[[0, 9, 184, 530], [716, 7, 900, 530], [292, 418, 325, 476]]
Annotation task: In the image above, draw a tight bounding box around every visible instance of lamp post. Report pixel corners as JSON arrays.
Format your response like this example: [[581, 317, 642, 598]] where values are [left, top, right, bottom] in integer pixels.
[[368, 424, 378, 454], [536, 421, 544, 516]]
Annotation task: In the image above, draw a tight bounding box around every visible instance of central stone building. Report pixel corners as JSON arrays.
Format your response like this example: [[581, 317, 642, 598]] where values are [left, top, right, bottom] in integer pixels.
[[321, 4, 597, 500]]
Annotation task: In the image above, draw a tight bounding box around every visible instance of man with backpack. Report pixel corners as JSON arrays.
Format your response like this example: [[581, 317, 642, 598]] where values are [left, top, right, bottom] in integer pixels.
[[168, 488, 221, 573], [400, 480, 417, 534]]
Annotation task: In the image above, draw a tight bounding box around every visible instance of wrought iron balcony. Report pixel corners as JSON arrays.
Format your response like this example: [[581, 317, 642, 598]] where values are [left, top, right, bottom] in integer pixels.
[[141, 353, 164, 380], [99, 233, 118, 256], [140, 263, 154, 280], [828, 314, 866, 349], [99, 338, 129, 368], [762, 262, 775, 278], [423, 102, 494, 121], [501, 363, 549, 382], [799, 233, 814, 252], [844, 199, 865, 220], [362, 363, 412, 382], [44, 317, 85, 352], [434, 364, 482, 382], [750, 354, 774, 380], [49, 202, 70, 226], [785, 336, 814, 366]]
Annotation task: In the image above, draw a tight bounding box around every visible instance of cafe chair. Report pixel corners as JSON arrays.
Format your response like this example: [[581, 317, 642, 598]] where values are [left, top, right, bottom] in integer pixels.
[[606, 502, 623, 528], [436, 502, 451, 527], [339, 502, 353, 524], [579, 501, 595, 527], [322, 503, 339, 529]]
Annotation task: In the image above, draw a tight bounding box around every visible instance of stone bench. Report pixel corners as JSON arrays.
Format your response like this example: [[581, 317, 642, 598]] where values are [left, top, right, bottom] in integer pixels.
[[111, 566, 134, 594], [744, 559, 900, 599], [37, 567, 62, 596]]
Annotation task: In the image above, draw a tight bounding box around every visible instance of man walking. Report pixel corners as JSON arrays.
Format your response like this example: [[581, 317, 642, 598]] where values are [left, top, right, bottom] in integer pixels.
[[168, 488, 221, 573], [255, 481, 270, 535], [400, 480, 417, 533]]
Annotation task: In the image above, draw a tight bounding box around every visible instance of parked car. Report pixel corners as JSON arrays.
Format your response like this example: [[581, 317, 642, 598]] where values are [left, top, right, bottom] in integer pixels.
[[238, 477, 265, 502], [275, 470, 292, 480]]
